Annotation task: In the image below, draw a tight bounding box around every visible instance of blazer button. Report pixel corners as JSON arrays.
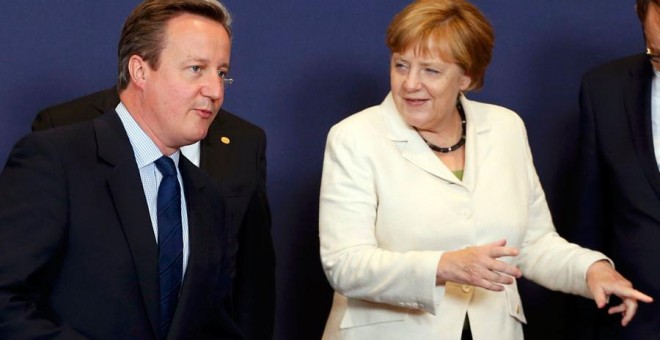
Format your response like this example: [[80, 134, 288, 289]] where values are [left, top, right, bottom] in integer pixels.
[[461, 285, 473, 293], [516, 304, 520, 314]]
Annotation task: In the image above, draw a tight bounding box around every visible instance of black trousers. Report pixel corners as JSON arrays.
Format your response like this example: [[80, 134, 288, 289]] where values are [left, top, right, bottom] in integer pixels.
[[461, 316, 473, 340]]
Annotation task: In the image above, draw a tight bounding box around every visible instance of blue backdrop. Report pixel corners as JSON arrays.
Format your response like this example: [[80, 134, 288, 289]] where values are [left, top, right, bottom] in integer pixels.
[[0, 1, 643, 339]]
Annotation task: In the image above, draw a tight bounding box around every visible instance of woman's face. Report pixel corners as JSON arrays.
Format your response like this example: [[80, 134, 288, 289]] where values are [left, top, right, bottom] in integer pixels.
[[390, 47, 471, 132]]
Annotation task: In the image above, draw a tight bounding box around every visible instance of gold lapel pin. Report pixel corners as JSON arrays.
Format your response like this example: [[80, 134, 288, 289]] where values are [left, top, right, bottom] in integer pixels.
[[221, 136, 231, 144]]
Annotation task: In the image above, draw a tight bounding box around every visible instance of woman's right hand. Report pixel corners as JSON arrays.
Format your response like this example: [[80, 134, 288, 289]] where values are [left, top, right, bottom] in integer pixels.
[[436, 239, 522, 291]]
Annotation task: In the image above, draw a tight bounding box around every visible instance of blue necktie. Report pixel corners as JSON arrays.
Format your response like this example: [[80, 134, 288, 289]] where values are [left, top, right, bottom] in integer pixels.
[[154, 156, 183, 339]]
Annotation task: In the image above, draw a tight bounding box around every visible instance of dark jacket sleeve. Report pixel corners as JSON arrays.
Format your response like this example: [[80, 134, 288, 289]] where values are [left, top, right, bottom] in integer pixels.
[[232, 129, 276, 340], [0, 133, 87, 339], [570, 74, 611, 252]]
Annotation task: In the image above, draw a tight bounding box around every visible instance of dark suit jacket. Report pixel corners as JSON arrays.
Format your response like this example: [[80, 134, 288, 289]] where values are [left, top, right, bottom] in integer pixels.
[[571, 53, 660, 339], [31, 88, 276, 340], [0, 112, 241, 339]]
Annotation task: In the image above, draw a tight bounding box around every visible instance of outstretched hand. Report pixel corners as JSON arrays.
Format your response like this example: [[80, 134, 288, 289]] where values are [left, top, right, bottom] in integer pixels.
[[436, 239, 522, 291], [586, 260, 654, 326]]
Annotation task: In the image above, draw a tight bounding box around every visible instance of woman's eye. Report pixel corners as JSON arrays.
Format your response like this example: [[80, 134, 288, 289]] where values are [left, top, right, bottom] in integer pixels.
[[424, 68, 440, 75], [394, 63, 408, 72]]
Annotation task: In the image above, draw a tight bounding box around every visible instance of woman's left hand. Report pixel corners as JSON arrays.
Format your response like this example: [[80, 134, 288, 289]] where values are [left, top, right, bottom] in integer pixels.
[[586, 260, 654, 326]]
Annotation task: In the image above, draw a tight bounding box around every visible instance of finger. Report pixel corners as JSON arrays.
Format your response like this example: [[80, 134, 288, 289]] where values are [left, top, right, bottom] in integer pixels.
[[628, 290, 654, 303], [592, 289, 608, 309], [480, 239, 507, 248], [488, 246, 520, 258], [476, 278, 505, 292], [621, 300, 638, 327], [490, 261, 522, 278], [481, 270, 515, 286], [607, 303, 626, 314], [610, 286, 654, 303]]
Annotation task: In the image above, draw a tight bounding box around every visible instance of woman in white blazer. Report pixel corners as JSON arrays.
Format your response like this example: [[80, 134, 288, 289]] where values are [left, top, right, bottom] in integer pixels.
[[318, 1, 653, 339]]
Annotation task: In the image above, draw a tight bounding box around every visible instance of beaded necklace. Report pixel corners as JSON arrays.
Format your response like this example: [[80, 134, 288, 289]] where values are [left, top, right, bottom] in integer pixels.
[[417, 101, 466, 153]]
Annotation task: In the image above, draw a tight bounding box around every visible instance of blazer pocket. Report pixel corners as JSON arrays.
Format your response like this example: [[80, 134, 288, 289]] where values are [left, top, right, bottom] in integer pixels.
[[504, 283, 527, 324], [340, 298, 408, 329]]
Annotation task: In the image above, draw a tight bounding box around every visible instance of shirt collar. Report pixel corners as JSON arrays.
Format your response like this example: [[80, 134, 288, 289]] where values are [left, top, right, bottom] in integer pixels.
[[115, 102, 180, 168]]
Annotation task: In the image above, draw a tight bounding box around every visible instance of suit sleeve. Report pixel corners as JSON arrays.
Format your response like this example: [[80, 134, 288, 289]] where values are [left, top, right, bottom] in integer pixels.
[[32, 107, 57, 132], [319, 123, 441, 315], [568, 76, 610, 251], [0, 134, 87, 339], [232, 129, 276, 340], [512, 116, 608, 299]]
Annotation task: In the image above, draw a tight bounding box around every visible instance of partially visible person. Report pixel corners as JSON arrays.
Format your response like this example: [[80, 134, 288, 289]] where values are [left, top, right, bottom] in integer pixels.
[[569, 0, 660, 338], [318, 1, 653, 339], [32, 89, 275, 340], [0, 0, 247, 338]]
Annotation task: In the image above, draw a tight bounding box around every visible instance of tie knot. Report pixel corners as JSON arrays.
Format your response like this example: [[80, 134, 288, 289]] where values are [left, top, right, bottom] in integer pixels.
[[155, 156, 177, 177]]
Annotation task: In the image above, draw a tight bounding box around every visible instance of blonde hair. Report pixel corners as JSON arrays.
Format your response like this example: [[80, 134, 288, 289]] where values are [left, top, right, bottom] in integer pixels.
[[386, 0, 494, 91]]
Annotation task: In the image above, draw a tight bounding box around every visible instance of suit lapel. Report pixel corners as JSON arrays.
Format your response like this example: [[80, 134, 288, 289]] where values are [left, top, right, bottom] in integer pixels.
[[625, 60, 660, 198], [168, 158, 225, 338], [95, 112, 161, 337], [199, 111, 230, 175]]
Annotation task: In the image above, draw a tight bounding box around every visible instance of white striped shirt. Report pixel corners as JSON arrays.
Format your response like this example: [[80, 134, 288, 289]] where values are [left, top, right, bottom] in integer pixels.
[[115, 103, 190, 280], [652, 70, 660, 170]]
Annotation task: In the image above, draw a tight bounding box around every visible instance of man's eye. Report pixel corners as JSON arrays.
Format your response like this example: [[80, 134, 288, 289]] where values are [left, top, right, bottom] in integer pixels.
[[218, 70, 227, 79], [191, 65, 202, 72]]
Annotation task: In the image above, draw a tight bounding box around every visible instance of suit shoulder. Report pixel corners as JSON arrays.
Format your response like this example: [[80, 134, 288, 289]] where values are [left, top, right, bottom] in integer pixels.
[[213, 109, 266, 139], [11, 121, 97, 165], [211, 109, 265, 134], [34, 87, 118, 130], [464, 99, 530, 142], [39, 88, 116, 116], [468, 99, 523, 123], [582, 54, 646, 82], [331, 104, 382, 131]]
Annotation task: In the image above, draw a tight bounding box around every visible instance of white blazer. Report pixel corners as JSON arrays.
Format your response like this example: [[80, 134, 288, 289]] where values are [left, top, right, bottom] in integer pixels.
[[319, 93, 607, 340]]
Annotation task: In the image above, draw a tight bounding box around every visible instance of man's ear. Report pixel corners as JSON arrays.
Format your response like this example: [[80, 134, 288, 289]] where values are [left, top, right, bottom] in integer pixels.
[[128, 55, 149, 89]]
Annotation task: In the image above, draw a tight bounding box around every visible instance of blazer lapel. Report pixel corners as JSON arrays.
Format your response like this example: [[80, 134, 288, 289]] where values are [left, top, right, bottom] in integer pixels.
[[382, 93, 460, 184], [383, 93, 491, 189], [461, 96, 492, 193], [625, 59, 660, 199], [95, 112, 161, 337]]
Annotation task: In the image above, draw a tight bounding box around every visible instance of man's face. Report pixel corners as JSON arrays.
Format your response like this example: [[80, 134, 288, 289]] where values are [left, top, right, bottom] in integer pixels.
[[140, 13, 231, 152], [644, 3, 660, 71]]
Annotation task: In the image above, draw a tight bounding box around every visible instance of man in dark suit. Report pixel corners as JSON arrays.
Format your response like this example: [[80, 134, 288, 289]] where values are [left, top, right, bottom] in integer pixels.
[[0, 1, 253, 338], [32, 88, 275, 340], [570, 0, 660, 338]]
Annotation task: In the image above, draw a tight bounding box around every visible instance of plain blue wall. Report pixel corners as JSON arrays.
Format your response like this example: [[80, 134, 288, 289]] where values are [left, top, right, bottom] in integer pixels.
[[0, 1, 644, 339]]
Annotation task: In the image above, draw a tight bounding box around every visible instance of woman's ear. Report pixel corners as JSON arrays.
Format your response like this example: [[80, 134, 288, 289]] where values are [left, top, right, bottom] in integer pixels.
[[460, 74, 472, 91]]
